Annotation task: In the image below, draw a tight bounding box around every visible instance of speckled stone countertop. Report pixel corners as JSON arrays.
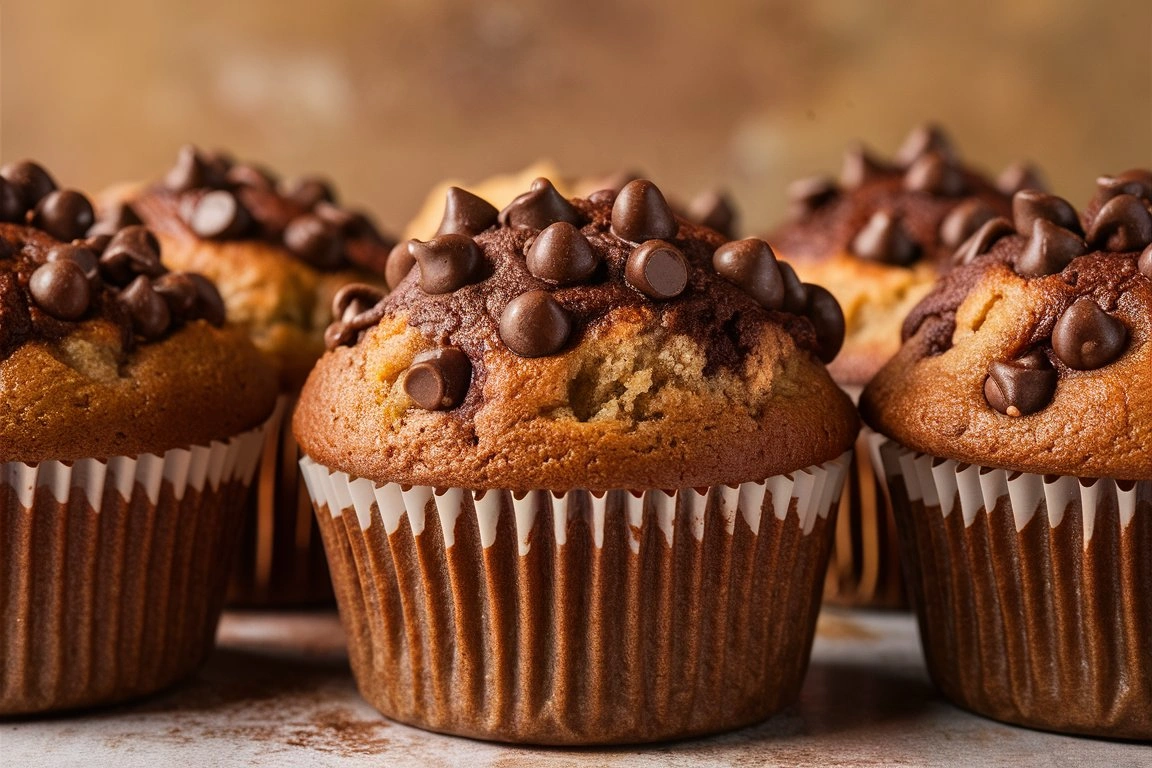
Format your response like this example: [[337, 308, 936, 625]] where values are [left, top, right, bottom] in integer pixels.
[[2, 610, 1146, 767]]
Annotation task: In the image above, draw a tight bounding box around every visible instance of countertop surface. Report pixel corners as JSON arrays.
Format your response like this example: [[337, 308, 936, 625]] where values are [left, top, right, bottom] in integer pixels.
[[2, 609, 1146, 767]]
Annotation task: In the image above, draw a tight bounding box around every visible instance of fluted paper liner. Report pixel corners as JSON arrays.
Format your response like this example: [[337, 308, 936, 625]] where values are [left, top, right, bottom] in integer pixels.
[[876, 436, 1151, 739], [301, 452, 850, 745], [228, 395, 333, 606], [0, 427, 265, 715]]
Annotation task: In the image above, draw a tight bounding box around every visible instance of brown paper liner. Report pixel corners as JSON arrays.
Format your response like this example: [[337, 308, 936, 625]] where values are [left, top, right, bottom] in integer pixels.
[[1, 429, 265, 716], [227, 396, 333, 606], [303, 455, 848, 745], [880, 439, 1152, 739]]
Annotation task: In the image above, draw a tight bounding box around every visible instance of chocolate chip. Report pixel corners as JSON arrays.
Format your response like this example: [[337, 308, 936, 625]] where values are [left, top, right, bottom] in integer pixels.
[[46, 244, 99, 282], [625, 241, 689, 300], [953, 217, 1014, 265], [1095, 170, 1152, 204], [499, 290, 571, 357], [32, 190, 95, 242], [940, 199, 996, 249], [777, 260, 808, 313], [163, 145, 209, 192], [284, 214, 345, 269], [803, 283, 845, 363], [839, 144, 886, 188], [1015, 219, 1086, 277], [79, 234, 111, 255], [409, 234, 484, 294], [903, 153, 966, 196], [100, 225, 165, 285], [385, 241, 416, 290], [331, 282, 387, 323], [118, 276, 171, 339], [686, 190, 737, 238], [403, 347, 472, 410], [282, 177, 337, 209], [0, 177, 26, 222], [526, 221, 599, 285], [611, 179, 678, 242], [152, 272, 200, 314], [187, 190, 252, 239], [1051, 298, 1127, 370], [0, 161, 57, 208], [1140, 244, 1152, 279], [786, 176, 837, 218], [186, 273, 226, 326], [1085, 193, 1152, 252], [225, 163, 278, 191], [498, 178, 580, 230], [850, 211, 919, 266], [436, 187, 499, 237], [895, 123, 957, 167], [88, 201, 143, 237], [997, 162, 1047, 195], [984, 350, 1056, 417], [200, 149, 234, 186], [1012, 189, 1081, 236], [712, 238, 784, 309], [28, 260, 91, 320]]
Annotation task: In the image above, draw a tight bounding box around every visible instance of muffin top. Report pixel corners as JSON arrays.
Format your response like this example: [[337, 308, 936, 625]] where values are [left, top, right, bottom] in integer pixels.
[[862, 170, 1152, 480], [767, 124, 1028, 386], [120, 146, 396, 390], [1, 160, 278, 463], [294, 177, 858, 492]]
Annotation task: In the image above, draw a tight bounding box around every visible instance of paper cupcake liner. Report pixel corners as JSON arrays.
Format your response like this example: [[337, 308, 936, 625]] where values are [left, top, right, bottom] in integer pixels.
[[876, 437, 1152, 739], [301, 451, 850, 745], [227, 395, 333, 606], [0, 427, 265, 715]]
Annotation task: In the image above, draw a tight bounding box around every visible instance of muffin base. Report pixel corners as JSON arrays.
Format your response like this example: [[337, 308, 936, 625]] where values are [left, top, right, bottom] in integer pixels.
[[877, 438, 1152, 739], [301, 453, 850, 745], [1, 429, 264, 715]]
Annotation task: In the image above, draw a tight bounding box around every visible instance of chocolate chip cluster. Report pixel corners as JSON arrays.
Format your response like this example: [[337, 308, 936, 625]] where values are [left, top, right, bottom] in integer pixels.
[[907, 169, 1152, 418], [783, 124, 1032, 267], [0, 161, 227, 359], [324, 177, 846, 413], [159, 145, 394, 273]]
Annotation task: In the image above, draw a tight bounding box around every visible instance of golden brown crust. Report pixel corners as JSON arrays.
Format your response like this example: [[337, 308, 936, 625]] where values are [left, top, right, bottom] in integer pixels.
[[0, 319, 278, 463]]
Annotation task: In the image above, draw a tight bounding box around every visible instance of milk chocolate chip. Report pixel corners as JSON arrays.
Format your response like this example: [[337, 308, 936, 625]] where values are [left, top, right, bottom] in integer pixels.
[[625, 241, 689, 300], [850, 211, 919, 266], [1012, 190, 1081, 237], [403, 347, 472, 410], [188, 190, 252, 239], [1085, 193, 1152, 252], [28, 260, 91, 320], [526, 222, 599, 285], [1052, 299, 1127, 370], [46, 244, 99, 281], [385, 241, 416, 289], [499, 290, 571, 357], [953, 217, 1014, 266], [686, 190, 737, 238], [940, 199, 996, 249], [0, 178, 27, 222], [100, 225, 165, 285], [984, 350, 1056, 417], [611, 180, 678, 242], [895, 123, 957, 167], [903, 153, 965, 196], [996, 162, 1047, 195], [1015, 219, 1085, 277], [409, 234, 484, 294], [499, 178, 581, 230], [284, 214, 345, 269], [118, 275, 171, 339], [436, 187, 499, 237], [152, 272, 199, 314], [324, 283, 388, 349], [804, 283, 845, 363], [186, 273, 227, 326], [164, 145, 209, 192], [840, 145, 886, 188], [1095, 170, 1152, 204], [32, 190, 95, 242], [712, 238, 784, 309], [777, 261, 808, 313], [1, 161, 57, 208]]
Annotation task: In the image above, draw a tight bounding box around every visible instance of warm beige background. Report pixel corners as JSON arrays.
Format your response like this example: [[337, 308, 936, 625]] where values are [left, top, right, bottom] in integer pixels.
[[2, 0, 1150, 237]]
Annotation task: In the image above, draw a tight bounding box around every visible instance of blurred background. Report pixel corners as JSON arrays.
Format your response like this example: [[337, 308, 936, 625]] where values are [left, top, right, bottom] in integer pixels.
[[2, 0, 1150, 236]]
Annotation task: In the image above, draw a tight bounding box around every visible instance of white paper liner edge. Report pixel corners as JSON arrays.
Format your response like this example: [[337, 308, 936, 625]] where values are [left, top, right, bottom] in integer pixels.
[[300, 451, 852, 550]]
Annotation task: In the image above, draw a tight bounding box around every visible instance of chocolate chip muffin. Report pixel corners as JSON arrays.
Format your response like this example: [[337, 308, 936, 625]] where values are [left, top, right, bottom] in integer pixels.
[[112, 146, 396, 606], [295, 177, 858, 744], [862, 171, 1152, 738], [768, 124, 1029, 608], [0, 160, 277, 715]]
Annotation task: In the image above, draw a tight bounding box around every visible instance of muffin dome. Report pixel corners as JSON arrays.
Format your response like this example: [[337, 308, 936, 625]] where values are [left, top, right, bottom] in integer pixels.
[[295, 178, 858, 491], [118, 146, 395, 390], [862, 170, 1152, 479], [768, 124, 1027, 385], [0, 160, 278, 462]]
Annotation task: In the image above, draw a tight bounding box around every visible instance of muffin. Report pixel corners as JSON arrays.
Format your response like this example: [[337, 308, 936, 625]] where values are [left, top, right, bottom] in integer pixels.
[[0, 160, 277, 714], [294, 177, 858, 744], [768, 123, 1033, 608], [861, 171, 1152, 738], [114, 146, 395, 605]]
